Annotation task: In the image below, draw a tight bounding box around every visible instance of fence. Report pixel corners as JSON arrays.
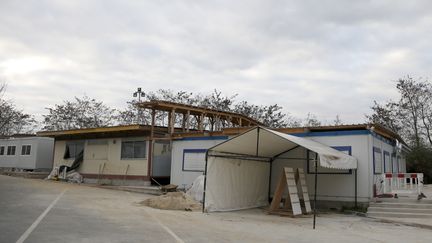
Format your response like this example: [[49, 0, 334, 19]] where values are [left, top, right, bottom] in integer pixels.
[[379, 173, 424, 195]]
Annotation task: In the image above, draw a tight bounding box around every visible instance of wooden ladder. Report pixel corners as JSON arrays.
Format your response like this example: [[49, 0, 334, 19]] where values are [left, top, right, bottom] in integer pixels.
[[269, 167, 302, 216], [269, 167, 312, 216], [297, 168, 312, 213]]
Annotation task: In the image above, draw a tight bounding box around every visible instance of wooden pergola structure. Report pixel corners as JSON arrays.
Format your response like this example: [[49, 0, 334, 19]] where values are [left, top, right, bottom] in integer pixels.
[[138, 100, 262, 135]]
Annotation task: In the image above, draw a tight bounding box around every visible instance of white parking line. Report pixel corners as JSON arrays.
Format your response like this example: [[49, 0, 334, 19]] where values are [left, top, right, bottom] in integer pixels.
[[125, 192, 184, 243], [143, 207, 185, 243], [16, 189, 67, 243]]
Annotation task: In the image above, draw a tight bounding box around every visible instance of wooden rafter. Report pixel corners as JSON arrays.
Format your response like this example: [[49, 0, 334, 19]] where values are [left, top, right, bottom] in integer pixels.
[[138, 100, 262, 133]]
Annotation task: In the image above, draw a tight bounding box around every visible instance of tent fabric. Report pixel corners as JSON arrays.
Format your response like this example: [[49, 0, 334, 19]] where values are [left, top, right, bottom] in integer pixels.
[[209, 126, 357, 169], [205, 156, 270, 212]]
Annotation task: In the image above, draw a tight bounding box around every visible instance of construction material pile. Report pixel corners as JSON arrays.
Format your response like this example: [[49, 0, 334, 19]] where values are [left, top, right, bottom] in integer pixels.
[[140, 192, 202, 211]]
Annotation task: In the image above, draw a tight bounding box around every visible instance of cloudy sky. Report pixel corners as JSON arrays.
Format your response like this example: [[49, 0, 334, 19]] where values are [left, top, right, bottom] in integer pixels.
[[1, 0, 432, 124]]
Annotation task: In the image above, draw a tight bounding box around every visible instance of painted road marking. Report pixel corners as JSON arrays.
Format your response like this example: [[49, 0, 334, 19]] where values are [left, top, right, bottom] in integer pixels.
[[16, 189, 67, 243], [143, 207, 185, 243], [125, 191, 184, 243]]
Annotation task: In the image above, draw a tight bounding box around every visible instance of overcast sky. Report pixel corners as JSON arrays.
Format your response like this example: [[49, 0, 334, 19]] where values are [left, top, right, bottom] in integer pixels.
[[1, 0, 432, 124]]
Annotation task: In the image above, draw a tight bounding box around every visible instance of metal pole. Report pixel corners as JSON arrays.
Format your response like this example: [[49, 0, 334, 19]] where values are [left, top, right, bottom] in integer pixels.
[[256, 127, 260, 157], [202, 150, 209, 213], [268, 159, 273, 202], [313, 152, 318, 230]]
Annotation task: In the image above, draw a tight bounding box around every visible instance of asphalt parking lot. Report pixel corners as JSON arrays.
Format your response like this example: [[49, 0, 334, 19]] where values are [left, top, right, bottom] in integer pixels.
[[1, 175, 432, 243]]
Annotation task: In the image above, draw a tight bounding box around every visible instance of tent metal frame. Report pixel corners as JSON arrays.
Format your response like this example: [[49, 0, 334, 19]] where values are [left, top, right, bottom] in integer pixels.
[[202, 126, 358, 229]]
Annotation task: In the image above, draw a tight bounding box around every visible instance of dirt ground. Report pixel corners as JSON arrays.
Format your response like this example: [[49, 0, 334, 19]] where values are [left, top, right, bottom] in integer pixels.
[[1, 175, 431, 243]]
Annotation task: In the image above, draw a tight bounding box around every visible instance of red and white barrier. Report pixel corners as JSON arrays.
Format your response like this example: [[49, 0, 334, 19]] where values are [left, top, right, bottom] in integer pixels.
[[380, 173, 424, 195]]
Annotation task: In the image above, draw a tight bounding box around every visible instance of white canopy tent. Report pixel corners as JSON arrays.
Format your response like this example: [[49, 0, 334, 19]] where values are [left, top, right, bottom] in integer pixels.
[[203, 126, 358, 215]]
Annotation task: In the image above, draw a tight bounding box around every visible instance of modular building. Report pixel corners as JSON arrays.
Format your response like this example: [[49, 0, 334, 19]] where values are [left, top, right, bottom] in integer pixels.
[[38, 119, 411, 208], [0, 136, 54, 171], [170, 124, 409, 208], [37, 125, 172, 185], [170, 136, 228, 188]]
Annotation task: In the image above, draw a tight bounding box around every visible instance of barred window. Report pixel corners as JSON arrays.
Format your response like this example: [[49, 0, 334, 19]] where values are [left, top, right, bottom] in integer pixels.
[[121, 141, 146, 159]]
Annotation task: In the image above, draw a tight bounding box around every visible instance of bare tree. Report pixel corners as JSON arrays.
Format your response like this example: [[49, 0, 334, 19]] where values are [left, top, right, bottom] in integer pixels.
[[333, 115, 343, 126], [0, 82, 36, 136], [366, 76, 432, 147], [303, 113, 321, 127], [43, 95, 117, 131]]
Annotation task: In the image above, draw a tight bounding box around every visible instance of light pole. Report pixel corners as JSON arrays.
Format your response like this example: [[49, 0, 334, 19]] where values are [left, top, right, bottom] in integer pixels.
[[133, 87, 145, 124]]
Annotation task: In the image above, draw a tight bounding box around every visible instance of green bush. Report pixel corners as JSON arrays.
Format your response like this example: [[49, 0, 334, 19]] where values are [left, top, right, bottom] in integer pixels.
[[406, 146, 432, 184]]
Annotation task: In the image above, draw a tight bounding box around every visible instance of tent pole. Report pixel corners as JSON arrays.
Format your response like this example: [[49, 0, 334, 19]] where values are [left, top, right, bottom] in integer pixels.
[[268, 159, 273, 202], [313, 152, 318, 229], [354, 169, 358, 208], [256, 127, 260, 157], [202, 150, 209, 213]]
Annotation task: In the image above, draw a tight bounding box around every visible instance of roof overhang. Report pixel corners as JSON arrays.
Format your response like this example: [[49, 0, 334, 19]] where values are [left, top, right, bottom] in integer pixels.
[[208, 126, 357, 169], [36, 125, 170, 140]]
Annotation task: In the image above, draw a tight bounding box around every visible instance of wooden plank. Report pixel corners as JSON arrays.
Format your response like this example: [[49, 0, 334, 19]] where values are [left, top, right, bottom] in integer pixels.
[[269, 170, 287, 211], [298, 168, 312, 213], [185, 110, 190, 132], [284, 167, 302, 216]]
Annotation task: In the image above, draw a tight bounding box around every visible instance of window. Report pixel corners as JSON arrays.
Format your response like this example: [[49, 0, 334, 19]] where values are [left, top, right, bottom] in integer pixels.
[[392, 154, 398, 173], [183, 149, 207, 172], [373, 147, 382, 174], [7, 146, 16, 155], [383, 151, 391, 173], [0, 146, 4, 155], [21, 145, 31, 155], [121, 141, 146, 159], [397, 156, 403, 172], [64, 141, 84, 159]]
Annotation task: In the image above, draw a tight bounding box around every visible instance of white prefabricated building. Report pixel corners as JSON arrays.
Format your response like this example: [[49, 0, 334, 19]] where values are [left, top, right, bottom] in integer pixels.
[[170, 136, 228, 189], [0, 136, 54, 170]]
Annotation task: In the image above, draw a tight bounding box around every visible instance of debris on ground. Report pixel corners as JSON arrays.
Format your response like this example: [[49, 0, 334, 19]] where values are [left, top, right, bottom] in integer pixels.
[[160, 184, 178, 192], [46, 166, 83, 183], [140, 192, 202, 211]]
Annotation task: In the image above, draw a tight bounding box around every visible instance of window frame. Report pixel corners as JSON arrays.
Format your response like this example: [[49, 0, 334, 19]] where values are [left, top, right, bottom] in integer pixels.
[[182, 149, 207, 172], [0, 146, 4, 156], [373, 147, 382, 174], [397, 156, 403, 172], [383, 151, 391, 173], [7, 145, 16, 156], [391, 153, 398, 173], [120, 140, 147, 160], [64, 141, 84, 159], [21, 145, 32, 156]]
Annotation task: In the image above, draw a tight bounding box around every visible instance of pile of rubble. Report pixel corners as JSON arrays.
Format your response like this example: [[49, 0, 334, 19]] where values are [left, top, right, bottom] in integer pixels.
[[140, 192, 202, 211]]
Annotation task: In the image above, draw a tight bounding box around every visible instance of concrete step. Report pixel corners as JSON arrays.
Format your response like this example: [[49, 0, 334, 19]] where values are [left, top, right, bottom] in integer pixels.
[[367, 206, 432, 214], [100, 185, 163, 195], [369, 202, 432, 209], [367, 211, 432, 218], [374, 197, 432, 204]]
